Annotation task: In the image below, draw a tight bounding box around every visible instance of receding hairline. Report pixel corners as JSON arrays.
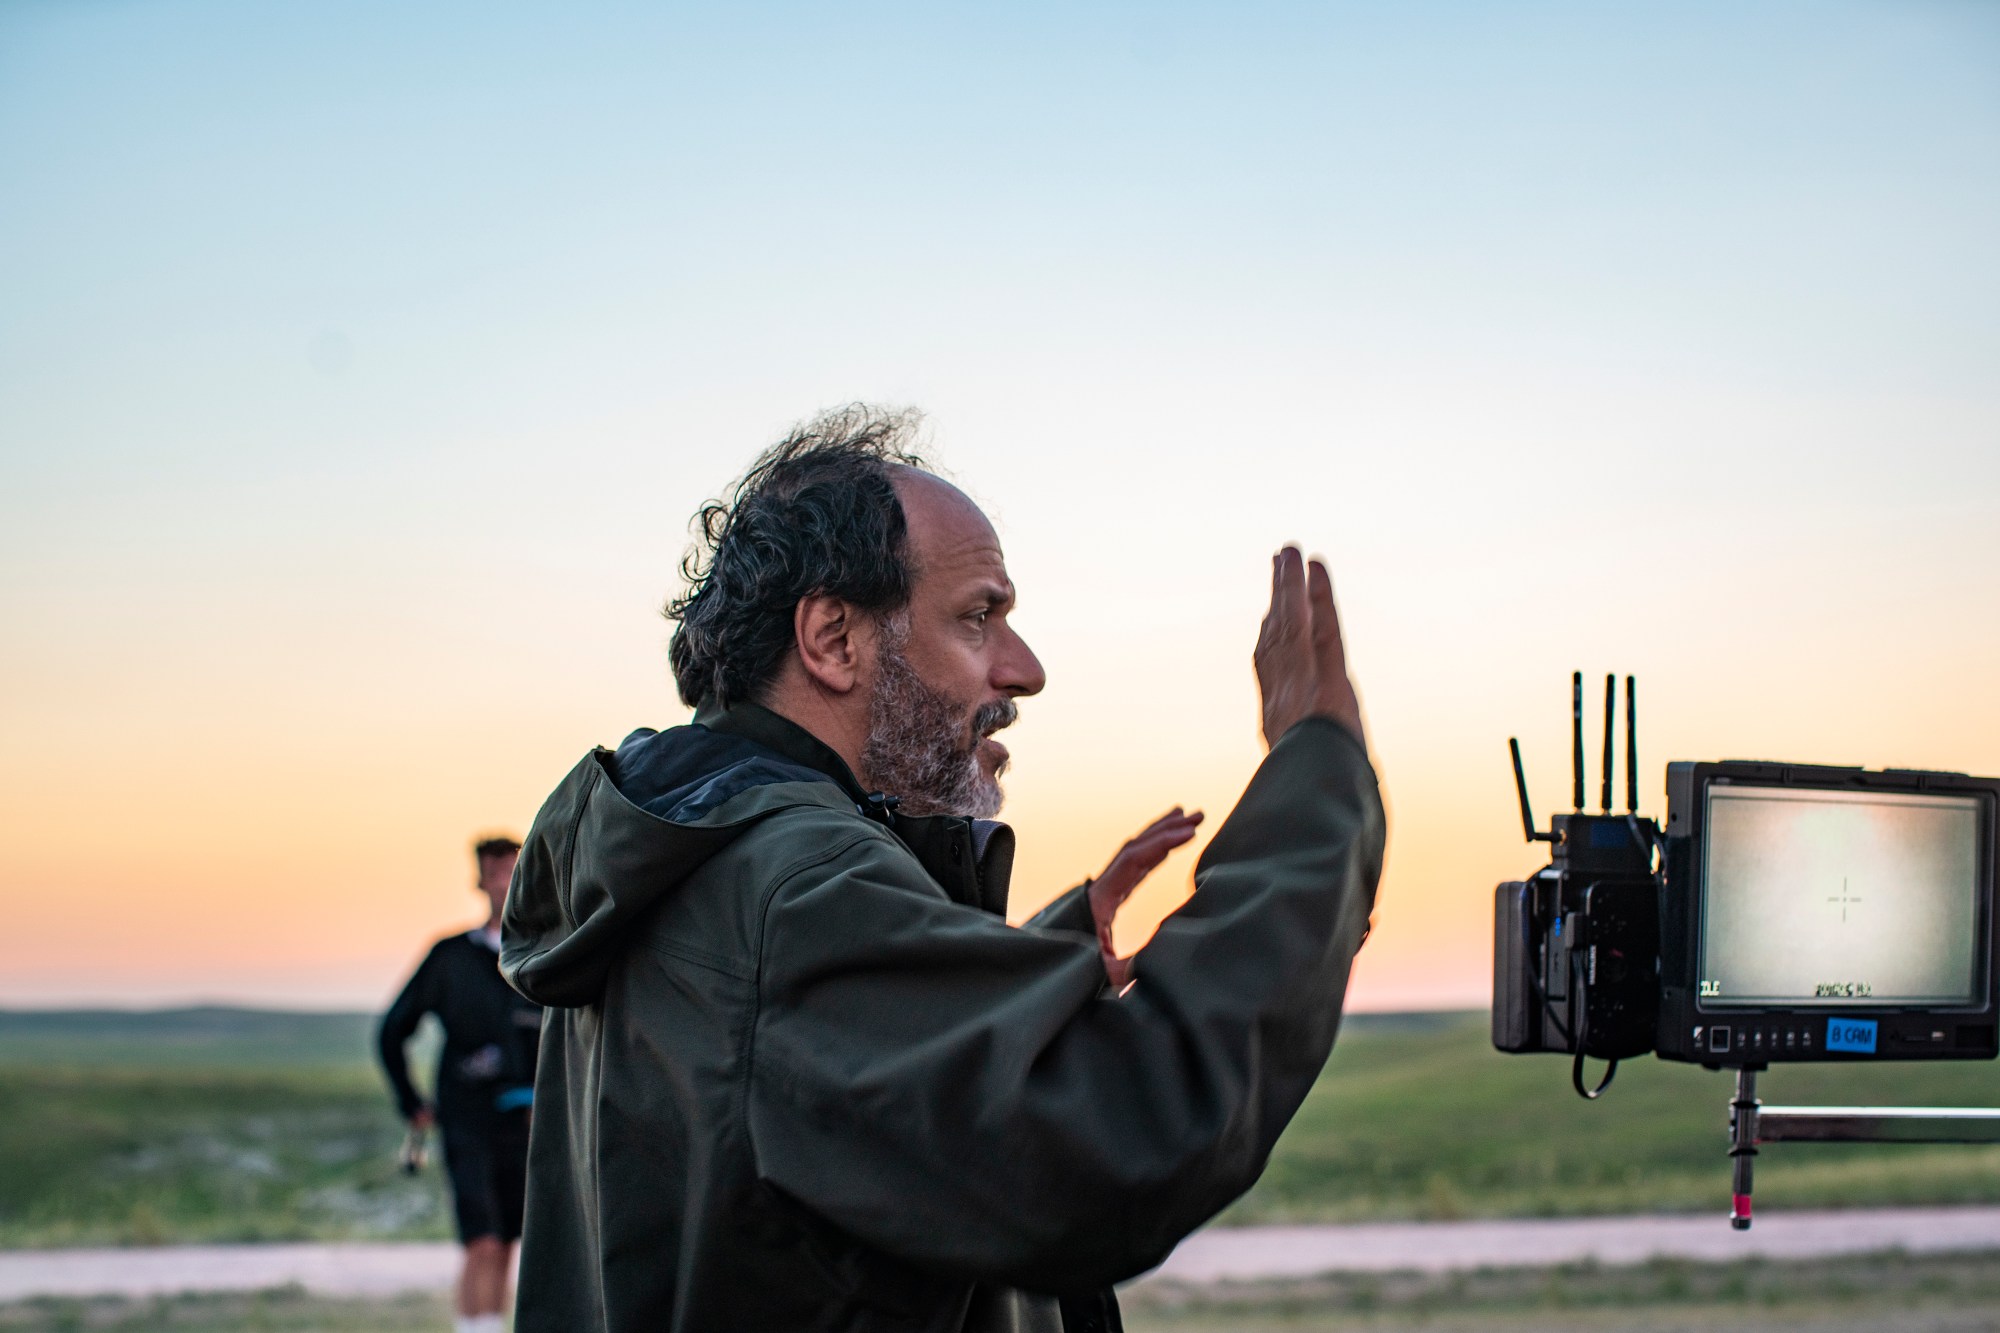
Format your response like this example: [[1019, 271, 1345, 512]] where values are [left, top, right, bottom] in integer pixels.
[[889, 466, 1000, 562], [887, 461, 968, 503]]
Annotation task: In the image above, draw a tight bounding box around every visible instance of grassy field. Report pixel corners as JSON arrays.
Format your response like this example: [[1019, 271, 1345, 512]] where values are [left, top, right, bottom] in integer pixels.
[[0, 1011, 444, 1248], [7, 1251, 2000, 1332], [3, 1007, 1998, 1247], [1225, 1009, 2000, 1224]]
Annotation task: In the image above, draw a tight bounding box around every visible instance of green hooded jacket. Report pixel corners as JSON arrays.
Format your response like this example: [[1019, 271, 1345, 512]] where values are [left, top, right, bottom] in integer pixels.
[[501, 701, 1384, 1333]]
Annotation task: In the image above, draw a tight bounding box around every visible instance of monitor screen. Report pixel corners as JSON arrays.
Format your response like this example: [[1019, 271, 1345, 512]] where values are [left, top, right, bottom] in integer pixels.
[[1698, 784, 1985, 1009]]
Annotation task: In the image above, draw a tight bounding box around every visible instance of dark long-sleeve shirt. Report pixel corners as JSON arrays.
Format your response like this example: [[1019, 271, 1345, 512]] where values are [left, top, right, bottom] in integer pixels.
[[377, 931, 542, 1125]]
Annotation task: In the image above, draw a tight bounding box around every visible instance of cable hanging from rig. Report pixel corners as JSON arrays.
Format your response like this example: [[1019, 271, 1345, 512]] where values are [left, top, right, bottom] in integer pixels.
[[1569, 944, 1618, 1099]]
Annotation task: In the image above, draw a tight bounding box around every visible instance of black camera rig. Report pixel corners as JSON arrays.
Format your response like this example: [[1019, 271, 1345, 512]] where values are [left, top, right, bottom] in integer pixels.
[[1491, 673, 2000, 1225]]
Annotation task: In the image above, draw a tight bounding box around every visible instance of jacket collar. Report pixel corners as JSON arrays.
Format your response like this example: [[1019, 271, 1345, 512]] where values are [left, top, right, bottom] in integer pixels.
[[692, 699, 874, 807]]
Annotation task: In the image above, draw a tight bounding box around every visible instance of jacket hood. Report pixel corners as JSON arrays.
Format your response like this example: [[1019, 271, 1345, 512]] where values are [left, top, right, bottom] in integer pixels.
[[501, 703, 873, 1008]]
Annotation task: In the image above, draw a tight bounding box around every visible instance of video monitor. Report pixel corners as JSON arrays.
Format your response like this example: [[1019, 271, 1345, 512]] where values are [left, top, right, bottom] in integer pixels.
[[1658, 761, 2000, 1066], [1698, 785, 1983, 1009]]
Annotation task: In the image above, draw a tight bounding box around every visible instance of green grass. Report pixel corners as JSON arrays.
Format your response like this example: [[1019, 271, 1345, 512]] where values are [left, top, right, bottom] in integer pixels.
[[2, 1007, 1997, 1247], [0, 1010, 446, 1248], [1225, 1011, 2000, 1223], [0, 1066, 446, 1248]]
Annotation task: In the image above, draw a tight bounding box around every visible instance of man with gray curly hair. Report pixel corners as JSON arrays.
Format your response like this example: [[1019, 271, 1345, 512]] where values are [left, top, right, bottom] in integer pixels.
[[666, 407, 1023, 821], [502, 406, 1385, 1333]]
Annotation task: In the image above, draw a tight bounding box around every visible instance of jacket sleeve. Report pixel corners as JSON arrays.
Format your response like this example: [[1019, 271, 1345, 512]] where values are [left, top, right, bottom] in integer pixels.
[[1022, 881, 1093, 934], [745, 717, 1383, 1291], [377, 948, 438, 1120]]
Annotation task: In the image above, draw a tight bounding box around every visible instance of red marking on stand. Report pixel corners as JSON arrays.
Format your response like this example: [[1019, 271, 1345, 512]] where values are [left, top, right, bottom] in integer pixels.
[[1731, 1194, 1752, 1221]]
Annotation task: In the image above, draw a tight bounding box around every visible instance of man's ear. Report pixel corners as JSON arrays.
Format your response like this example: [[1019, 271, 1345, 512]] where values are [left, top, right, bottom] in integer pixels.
[[793, 593, 867, 695]]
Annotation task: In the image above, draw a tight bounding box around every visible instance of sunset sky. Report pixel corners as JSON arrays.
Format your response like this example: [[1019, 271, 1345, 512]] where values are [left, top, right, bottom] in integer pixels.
[[3, 1, 1997, 1012]]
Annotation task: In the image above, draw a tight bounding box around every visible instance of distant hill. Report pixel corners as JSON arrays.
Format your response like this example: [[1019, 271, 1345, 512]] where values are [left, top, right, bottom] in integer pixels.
[[0, 1004, 1460, 1070], [0, 1007, 381, 1069]]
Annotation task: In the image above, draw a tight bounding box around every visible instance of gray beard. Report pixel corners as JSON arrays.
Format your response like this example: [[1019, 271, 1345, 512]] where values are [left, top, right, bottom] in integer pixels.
[[861, 644, 1016, 819]]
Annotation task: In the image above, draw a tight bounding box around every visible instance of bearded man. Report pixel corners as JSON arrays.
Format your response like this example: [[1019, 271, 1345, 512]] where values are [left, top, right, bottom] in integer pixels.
[[501, 406, 1385, 1333]]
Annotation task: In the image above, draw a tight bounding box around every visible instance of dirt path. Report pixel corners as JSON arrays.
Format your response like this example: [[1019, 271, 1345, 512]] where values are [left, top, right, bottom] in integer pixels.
[[1150, 1205, 2000, 1282], [0, 1241, 460, 1301], [5, 1206, 2000, 1300]]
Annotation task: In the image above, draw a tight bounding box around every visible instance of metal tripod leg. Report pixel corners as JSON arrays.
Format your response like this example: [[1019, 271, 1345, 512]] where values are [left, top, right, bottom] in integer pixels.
[[1727, 1066, 1759, 1230]]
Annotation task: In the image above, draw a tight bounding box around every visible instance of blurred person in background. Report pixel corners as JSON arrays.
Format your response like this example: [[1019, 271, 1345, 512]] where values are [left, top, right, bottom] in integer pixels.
[[378, 834, 542, 1333], [502, 405, 1384, 1333]]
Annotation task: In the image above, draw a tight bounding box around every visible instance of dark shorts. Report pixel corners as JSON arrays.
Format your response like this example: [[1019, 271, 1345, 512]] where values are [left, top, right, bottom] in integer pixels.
[[440, 1112, 530, 1243]]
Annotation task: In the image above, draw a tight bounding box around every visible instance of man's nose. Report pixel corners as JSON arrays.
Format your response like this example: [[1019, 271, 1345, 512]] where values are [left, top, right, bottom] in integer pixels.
[[996, 626, 1046, 699]]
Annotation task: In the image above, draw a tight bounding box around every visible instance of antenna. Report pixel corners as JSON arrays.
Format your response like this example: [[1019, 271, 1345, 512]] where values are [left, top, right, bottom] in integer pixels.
[[1600, 673, 1615, 814], [1571, 671, 1584, 811], [1510, 738, 1555, 843], [1625, 674, 1638, 814]]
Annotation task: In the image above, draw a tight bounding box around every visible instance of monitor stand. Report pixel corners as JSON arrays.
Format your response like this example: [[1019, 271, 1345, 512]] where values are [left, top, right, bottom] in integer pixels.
[[1725, 1066, 2000, 1229]]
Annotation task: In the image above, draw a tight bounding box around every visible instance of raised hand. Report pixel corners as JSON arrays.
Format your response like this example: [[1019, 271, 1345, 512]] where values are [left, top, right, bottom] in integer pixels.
[[1254, 547, 1363, 748], [1088, 807, 1204, 989]]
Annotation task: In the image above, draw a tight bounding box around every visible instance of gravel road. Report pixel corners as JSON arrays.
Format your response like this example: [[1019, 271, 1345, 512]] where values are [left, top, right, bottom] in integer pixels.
[[5, 1206, 1999, 1301], [1152, 1205, 2000, 1282]]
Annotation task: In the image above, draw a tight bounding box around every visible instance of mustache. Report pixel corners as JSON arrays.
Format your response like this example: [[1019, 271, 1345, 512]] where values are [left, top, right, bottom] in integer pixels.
[[972, 697, 1017, 741]]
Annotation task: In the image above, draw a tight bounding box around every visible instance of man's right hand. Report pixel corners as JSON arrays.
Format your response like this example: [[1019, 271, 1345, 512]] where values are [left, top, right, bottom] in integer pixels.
[[1088, 807, 1205, 989], [409, 1104, 436, 1131], [1255, 547, 1363, 747]]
